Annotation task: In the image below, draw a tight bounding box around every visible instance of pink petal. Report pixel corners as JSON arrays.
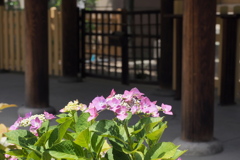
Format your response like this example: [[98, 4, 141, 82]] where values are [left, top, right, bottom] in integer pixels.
[[161, 103, 173, 115], [107, 89, 116, 99], [9, 117, 22, 130], [44, 111, 56, 120]]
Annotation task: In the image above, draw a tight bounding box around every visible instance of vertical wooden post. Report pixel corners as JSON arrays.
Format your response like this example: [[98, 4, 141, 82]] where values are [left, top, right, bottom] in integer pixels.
[[121, 9, 129, 85], [219, 16, 237, 105], [0, 1, 3, 71], [60, 0, 80, 82], [159, 0, 173, 89], [181, 0, 216, 142], [174, 17, 182, 100], [18, 0, 55, 115], [174, 0, 223, 155], [80, 9, 86, 78]]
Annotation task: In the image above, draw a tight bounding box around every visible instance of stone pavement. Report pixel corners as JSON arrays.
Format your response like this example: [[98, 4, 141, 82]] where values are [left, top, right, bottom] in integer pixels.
[[0, 72, 240, 160]]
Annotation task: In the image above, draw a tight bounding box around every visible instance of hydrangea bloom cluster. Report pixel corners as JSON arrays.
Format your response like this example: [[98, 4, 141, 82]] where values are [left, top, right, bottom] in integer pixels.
[[9, 111, 55, 136], [85, 87, 173, 121], [59, 100, 86, 112], [60, 88, 173, 121]]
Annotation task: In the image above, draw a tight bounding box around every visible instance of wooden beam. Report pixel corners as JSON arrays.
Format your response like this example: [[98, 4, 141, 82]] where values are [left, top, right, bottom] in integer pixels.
[[159, 0, 173, 89], [181, 0, 216, 141], [61, 0, 80, 82], [24, 0, 49, 109]]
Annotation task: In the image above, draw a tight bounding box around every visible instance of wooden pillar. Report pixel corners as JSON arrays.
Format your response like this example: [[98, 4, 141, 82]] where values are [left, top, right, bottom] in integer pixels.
[[181, 0, 216, 142], [0, 0, 3, 71], [219, 15, 237, 105], [159, 0, 173, 89], [60, 0, 80, 82], [174, 16, 183, 100], [18, 0, 55, 115]]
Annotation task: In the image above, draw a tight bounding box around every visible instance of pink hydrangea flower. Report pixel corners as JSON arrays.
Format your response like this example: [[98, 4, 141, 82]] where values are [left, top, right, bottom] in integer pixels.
[[140, 97, 158, 114], [30, 117, 42, 136], [44, 111, 56, 120], [24, 112, 32, 119], [5, 154, 18, 160], [107, 98, 121, 112], [115, 105, 128, 121], [91, 96, 107, 111], [122, 90, 134, 101], [130, 105, 139, 114], [130, 87, 144, 98], [9, 116, 23, 130], [85, 103, 99, 121], [161, 103, 173, 115], [107, 89, 116, 99]]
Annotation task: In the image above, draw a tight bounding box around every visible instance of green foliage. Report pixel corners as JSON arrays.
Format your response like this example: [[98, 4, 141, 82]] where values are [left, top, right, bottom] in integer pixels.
[[5, 109, 186, 159]]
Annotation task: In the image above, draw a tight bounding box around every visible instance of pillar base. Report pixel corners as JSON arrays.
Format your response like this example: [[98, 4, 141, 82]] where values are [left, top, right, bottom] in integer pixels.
[[173, 137, 223, 156], [18, 106, 56, 117]]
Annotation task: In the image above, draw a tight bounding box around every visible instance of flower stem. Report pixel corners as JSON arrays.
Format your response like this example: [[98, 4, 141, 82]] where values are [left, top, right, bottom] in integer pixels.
[[123, 123, 135, 160]]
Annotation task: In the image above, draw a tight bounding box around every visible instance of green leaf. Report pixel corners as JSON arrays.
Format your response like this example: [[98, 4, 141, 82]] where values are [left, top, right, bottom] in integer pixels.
[[144, 142, 180, 160], [5, 130, 37, 147], [6, 149, 26, 157], [133, 117, 164, 141], [27, 151, 41, 160], [122, 139, 144, 154], [48, 128, 59, 147], [0, 144, 6, 151], [74, 129, 90, 149], [75, 112, 91, 133], [146, 121, 167, 144], [109, 138, 125, 152], [56, 117, 71, 124], [41, 151, 52, 160], [0, 153, 4, 160], [89, 120, 124, 142], [57, 113, 69, 118], [91, 132, 105, 154], [106, 148, 131, 160], [37, 120, 49, 136], [48, 119, 72, 147], [63, 131, 75, 141], [49, 140, 84, 159], [35, 129, 54, 147], [134, 151, 144, 160], [169, 149, 187, 160]]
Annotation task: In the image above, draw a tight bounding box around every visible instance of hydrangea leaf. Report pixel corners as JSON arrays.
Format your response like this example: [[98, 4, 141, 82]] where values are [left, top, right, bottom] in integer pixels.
[[146, 121, 167, 143], [74, 129, 90, 149], [27, 151, 41, 160], [5, 130, 37, 147], [49, 140, 84, 159], [75, 112, 91, 133], [91, 132, 105, 154], [144, 142, 180, 160], [89, 120, 123, 142]]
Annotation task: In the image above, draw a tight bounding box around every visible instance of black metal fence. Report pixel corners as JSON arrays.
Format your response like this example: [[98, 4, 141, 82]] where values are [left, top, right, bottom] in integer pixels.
[[80, 9, 161, 84]]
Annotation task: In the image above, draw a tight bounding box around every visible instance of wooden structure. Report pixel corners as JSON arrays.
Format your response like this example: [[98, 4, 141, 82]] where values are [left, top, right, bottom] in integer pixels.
[[60, 0, 79, 82], [81, 9, 161, 84], [0, 7, 62, 75], [181, 0, 216, 142], [24, 0, 49, 110], [159, 0, 173, 89], [219, 13, 239, 105]]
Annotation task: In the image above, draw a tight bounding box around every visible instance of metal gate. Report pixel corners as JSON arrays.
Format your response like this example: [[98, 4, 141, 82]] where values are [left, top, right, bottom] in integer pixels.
[[80, 9, 161, 84]]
